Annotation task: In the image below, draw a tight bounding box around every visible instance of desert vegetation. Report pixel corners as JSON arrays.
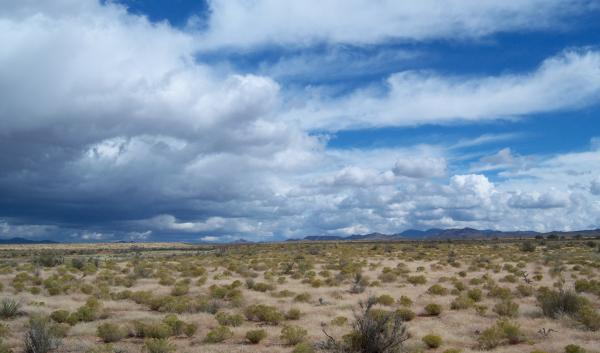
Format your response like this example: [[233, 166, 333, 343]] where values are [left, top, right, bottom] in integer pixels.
[[0, 237, 599, 352]]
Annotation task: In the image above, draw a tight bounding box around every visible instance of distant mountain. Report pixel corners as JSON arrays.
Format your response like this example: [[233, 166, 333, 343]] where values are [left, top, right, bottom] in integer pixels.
[[231, 238, 252, 244], [286, 227, 600, 242], [0, 237, 58, 245]]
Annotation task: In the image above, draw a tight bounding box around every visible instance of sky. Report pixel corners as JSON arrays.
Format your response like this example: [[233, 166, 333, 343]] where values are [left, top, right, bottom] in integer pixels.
[[1, 1, 600, 242]]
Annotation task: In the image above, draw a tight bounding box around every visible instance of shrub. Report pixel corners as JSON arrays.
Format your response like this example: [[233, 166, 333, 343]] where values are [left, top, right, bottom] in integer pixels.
[[286, 308, 302, 320], [564, 345, 586, 353], [24, 316, 61, 353], [244, 304, 284, 325], [204, 326, 233, 343], [280, 325, 307, 345], [427, 284, 448, 296], [443, 350, 461, 353], [424, 303, 442, 316], [215, 312, 244, 327], [477, 325, 503, 350], [0, 341, 12, 353], [246, 329, 267, 344], [323, 297, 408, 353], [0, 298, 22, 319], [132, 321, 172, 339], [497, 320, 524, 344], [520, 241, 536, 252], [467, 288, 483, 302], [395, 308, 415, 321], [292, 342, 315, 353], [294, 292, 311, 303], [493, 299, 519, 317], [399, 295, 413, 307], [143, 338, 175, 353], [477, 319, 525, 350], [330, 316, 348, 326], [422, 334, 442, 348], [377, 294, 394, 306], [537, 288, 599, 330], [50, 310, 70, 324], [407, 275, 427, 285], [183, 323, 197, 338], [450, 295, 473, 310], [96, 323, 125, 343]]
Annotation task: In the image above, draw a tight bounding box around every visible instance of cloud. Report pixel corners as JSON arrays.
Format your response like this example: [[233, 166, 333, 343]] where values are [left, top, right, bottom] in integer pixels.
[[1, 1, 600, 241], [590, 177, 600, 195], [508, 190, 570, 209], [199, 0, 593, 48], [393, 157, 446, 178], [283, 49, 600, 130]]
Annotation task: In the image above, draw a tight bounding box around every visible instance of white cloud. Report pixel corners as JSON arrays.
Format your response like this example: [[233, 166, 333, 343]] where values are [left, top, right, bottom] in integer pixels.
[[1, 0, 600, 241], [283, 49, 600, 130], [199, 0, 592, 48], [393, 157, 446, 178], [508, 190, 570, 209]]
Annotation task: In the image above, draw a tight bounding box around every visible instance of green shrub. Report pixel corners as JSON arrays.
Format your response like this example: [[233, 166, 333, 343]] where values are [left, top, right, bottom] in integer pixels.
[[493, 299, 519, 317], [244, 304, 284, 325], [330, 316, 348, 326], [0, 341, 12, 353], [564, 345, 586, 353], [477, 319, 525, 350], [246, 329, 267, 344], [443, 349, 461, 353], [132, 321, 172, 339], [467, 288, 483, 302], [294, 292, 311, 303], [450, 295, 473, 310], [407, 275, 427, 285], [395, 308, 415, 321], [280, 325, 307, 345], [215, 312, 244, 327], [292, 342, 315, 353], [24, 316, 61, 353], [143, 338, 175, 353], [422, 334, 442, 348], [324, 297, 408, 353], [96, 322, 125, 343], [50, 310, 70, 324], [399, 295, 413, 307], [183, 323, 197, 337], [0, 298, 22, 319], [477, 325, 503, 350], [204, 326, 233, 343], [427, 284, 448, 296], [285, 308, 302, 320], [377, 294, 395, 306], [424, 303, 442, 316], [162, 314, 184, 335]]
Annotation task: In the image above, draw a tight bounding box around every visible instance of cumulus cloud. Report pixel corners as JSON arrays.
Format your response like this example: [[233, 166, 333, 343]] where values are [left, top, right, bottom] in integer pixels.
[[1, 1, 600, 241], [393, 157, 446, 178], [199, 0, 593, 48], [508, 190, 570, 209]]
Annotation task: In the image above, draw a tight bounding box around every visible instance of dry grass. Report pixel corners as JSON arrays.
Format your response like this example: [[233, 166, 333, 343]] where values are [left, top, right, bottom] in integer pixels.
[[0, 239, 598, 352]]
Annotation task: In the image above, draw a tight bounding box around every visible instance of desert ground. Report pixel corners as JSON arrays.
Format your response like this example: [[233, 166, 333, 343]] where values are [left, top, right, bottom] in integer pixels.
[[0, 238, 599, 353]]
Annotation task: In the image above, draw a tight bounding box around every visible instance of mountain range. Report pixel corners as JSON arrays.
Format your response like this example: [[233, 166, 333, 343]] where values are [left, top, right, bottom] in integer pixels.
[[286, 227, 600, 242], [0, 237, 59, 244]]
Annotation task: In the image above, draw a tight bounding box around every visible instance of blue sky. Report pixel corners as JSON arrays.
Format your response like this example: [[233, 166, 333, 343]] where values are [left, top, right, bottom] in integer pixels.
[[1, 1, 600, 242]]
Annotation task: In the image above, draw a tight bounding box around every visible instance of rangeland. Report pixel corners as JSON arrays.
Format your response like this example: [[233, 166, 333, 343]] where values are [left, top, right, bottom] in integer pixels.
[[0, 238, 599, 353]]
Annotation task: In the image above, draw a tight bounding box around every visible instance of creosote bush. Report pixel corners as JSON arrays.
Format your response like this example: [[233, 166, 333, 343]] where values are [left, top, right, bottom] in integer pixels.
[[323, 296, 408, 353], [246, 329, 267, 344], [203, 325, 233, 343], [96, 322, 125, 343], [422, 334, 442, 348], [281, 325, 308, 346]]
